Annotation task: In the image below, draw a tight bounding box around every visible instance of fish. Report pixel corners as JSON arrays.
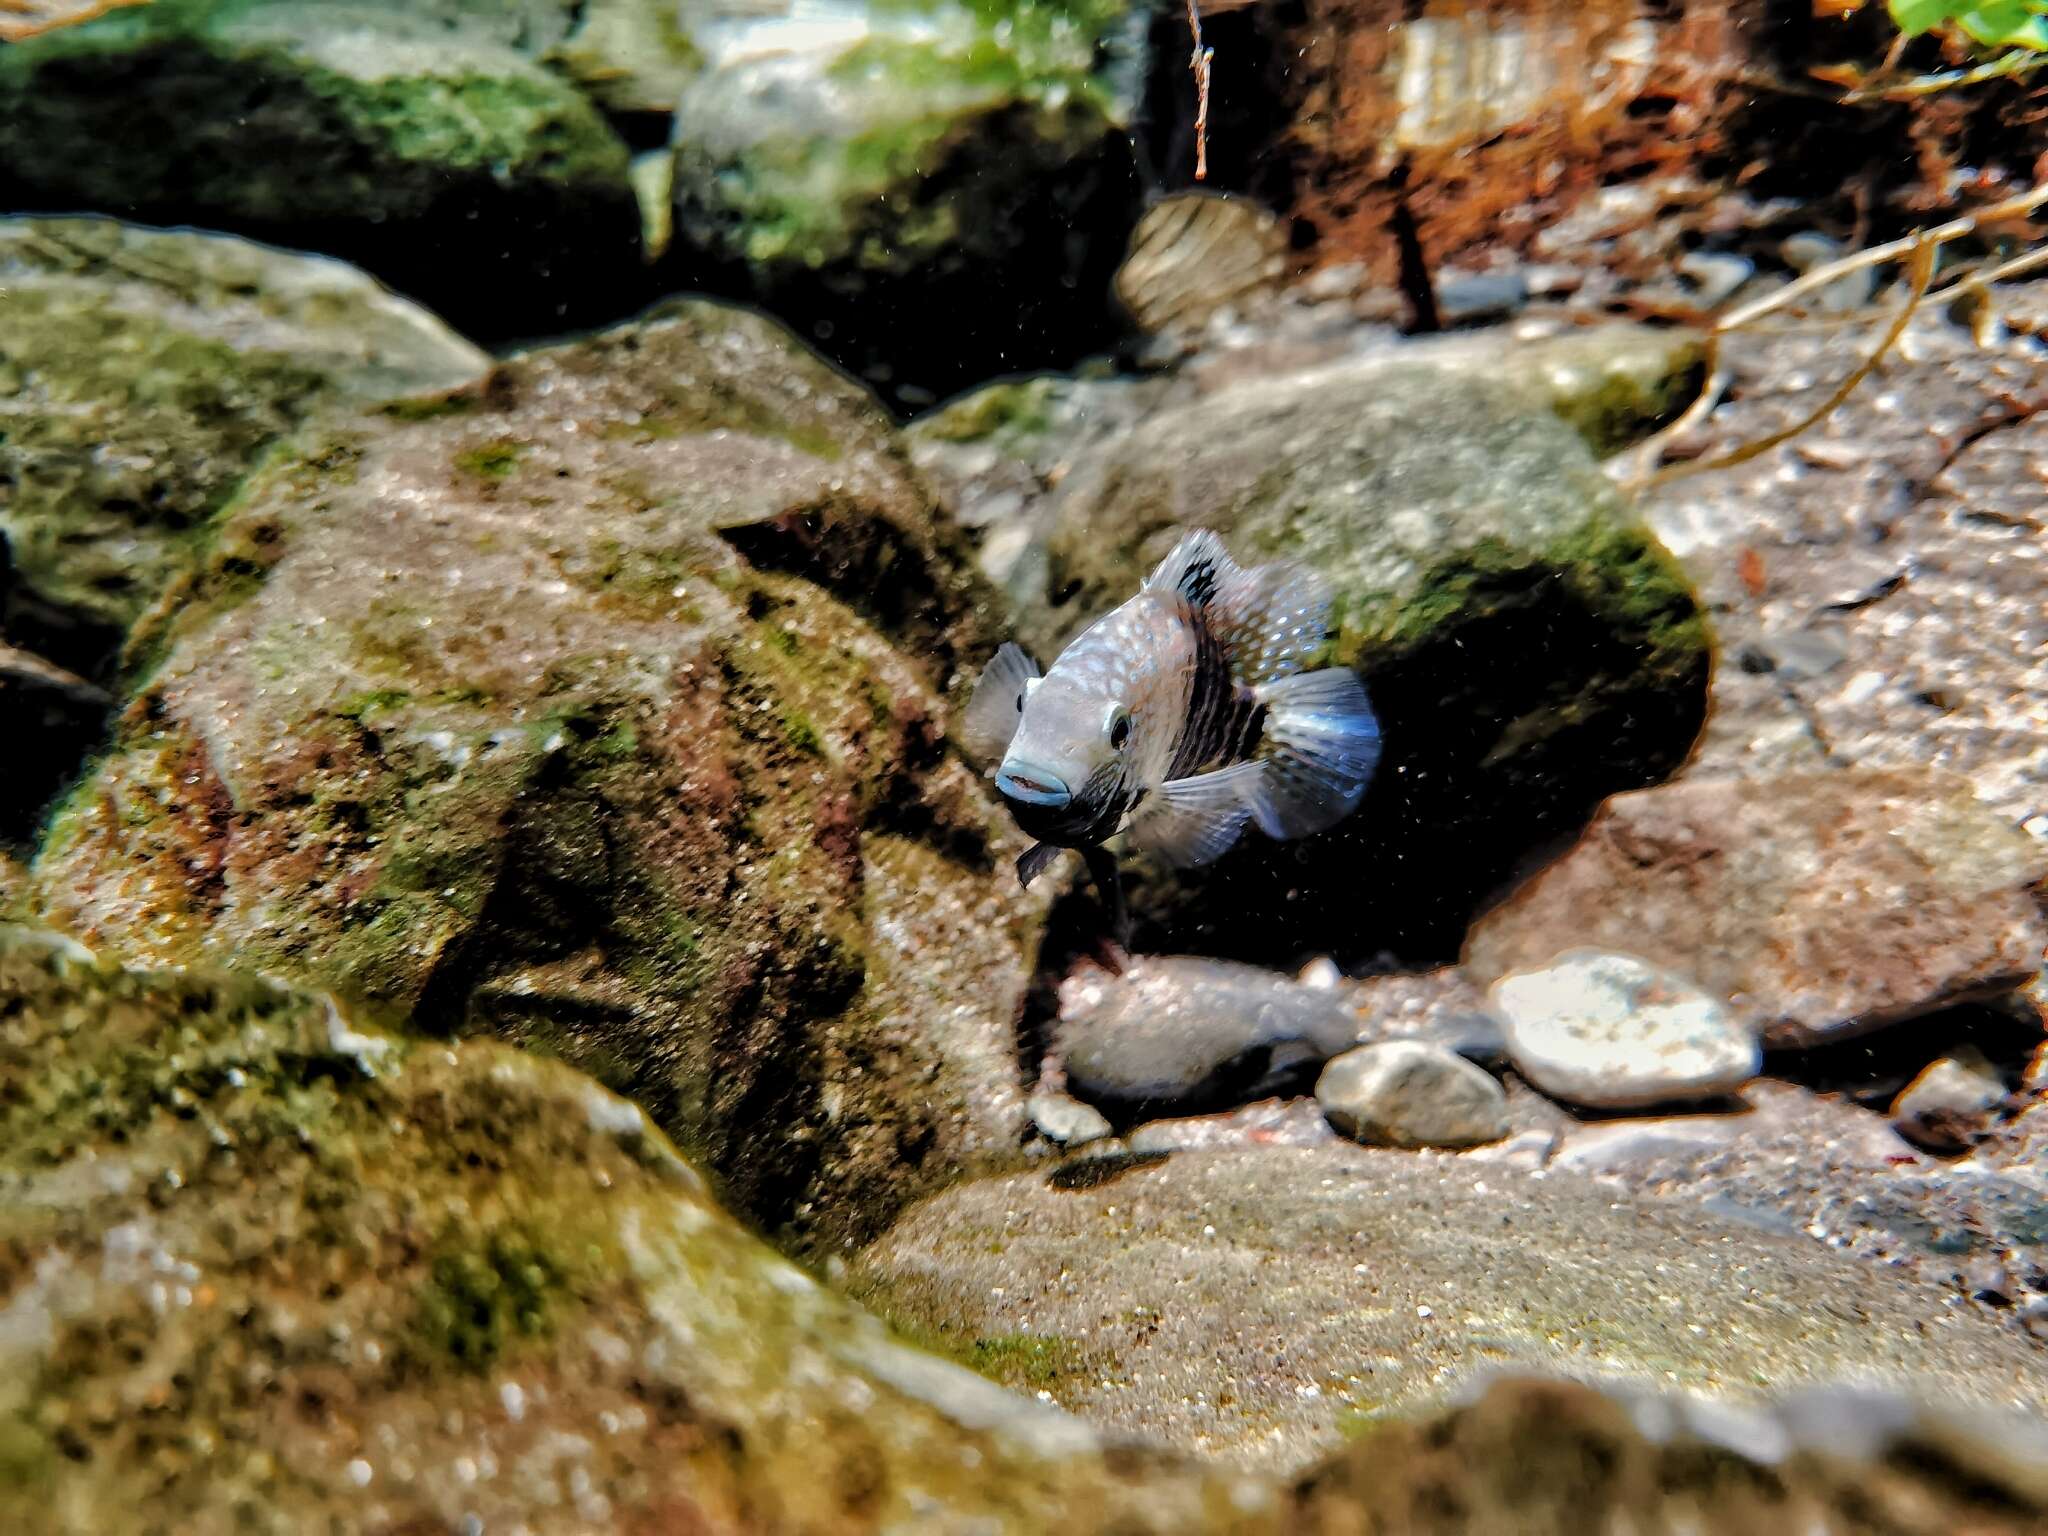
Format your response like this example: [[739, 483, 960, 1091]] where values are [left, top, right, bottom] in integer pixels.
[[959, 530, 1380, 932]]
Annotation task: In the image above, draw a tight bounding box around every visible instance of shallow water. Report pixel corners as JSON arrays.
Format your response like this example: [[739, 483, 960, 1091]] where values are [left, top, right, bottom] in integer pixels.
[[1, 2, 2046, 1532]]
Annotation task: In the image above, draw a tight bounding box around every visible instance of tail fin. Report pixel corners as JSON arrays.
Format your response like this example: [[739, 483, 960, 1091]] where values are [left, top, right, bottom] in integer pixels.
[[1243, 669, 1380, 840]]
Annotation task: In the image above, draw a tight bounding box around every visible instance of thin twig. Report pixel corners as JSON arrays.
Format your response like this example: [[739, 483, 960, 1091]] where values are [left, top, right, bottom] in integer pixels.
[[1717, 181, 2048, 332], [1186, 0, 1214, 182], [1613, 181, 2048, 489], [1947, 242, 2048, 302], [0, 0, 147, 41], [1843, 48, 2048, 102], [1632, 236, 1938, 491]]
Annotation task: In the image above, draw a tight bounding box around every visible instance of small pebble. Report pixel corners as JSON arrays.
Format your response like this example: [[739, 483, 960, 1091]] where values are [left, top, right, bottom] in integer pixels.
[[1315, 1041, 1510, 1150], [1027, 1088, 1113, 1148], [1677, 250, 1755, 309], [1778, 232, 1876, 311], [1435, 270, 1528, 326], [1487, 950, 1760, 1109], [1891, 1046, 2007, 1153]]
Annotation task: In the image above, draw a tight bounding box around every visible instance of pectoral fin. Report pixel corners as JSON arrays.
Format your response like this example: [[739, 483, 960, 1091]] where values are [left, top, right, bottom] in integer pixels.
[[1125, 762, 1259, 868], [960, 642, 1040, 767]]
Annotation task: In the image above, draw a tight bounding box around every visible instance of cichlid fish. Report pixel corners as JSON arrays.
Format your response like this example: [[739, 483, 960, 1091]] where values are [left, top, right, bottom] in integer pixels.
[[960, 530, 1380, 929]]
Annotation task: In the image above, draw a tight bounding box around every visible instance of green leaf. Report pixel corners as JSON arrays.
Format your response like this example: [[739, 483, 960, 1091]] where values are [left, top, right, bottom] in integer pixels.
[[1957, 0, 2048, 45], [1890, 0, 1966, 36]]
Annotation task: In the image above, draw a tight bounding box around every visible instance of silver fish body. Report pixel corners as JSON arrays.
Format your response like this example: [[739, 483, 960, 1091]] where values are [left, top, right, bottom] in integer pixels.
[[960, 531, 1380, 887]]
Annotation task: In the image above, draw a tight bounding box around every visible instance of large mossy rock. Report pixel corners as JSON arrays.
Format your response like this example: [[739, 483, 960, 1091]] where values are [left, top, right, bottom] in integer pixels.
[[0, 0, 643, 340], [0, 931, 1243, 1534], [0, 217, 488, 664], [1036, 359, 1710, 962], [12, 931, 2044, 1532], [668, 0, 1145, 407], [852, 1146, 2048, 1474], [29, 301, 1035, 1251]]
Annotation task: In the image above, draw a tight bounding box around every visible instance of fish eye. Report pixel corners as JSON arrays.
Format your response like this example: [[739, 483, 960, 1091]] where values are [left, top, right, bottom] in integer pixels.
[[1108, 708, 1132, 750]]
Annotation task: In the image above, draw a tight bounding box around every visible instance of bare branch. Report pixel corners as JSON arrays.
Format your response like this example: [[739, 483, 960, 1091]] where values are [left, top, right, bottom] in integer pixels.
[[1186, 0, 1214, 182]]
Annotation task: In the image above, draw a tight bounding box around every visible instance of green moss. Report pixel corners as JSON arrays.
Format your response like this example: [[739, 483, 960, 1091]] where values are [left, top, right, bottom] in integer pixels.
[[1545, 337, 1708, 457], [0, 289, 332, 634], [914, 376, 1060, 445], [0, 2, 631, 207], [380, 391, 480, 423], [331, 688, 414, 720], [454, 438, 525, 479], [780, 711, 825, 757], [412, 1226, 568, 1371], [965, 1334, 1089, 1391], [0, 1417, 54, 1491], [1346, 520, 1704, 678]]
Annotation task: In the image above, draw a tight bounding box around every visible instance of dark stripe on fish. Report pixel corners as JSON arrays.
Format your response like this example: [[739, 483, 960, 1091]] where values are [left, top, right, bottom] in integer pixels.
[[1166, 616, 1262, 781]]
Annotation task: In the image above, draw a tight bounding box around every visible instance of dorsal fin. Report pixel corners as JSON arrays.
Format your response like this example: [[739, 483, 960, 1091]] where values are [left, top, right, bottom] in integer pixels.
[[1205, 560, 1336, 687], [1143, 530, 1334, 687], [1142, 530, 1239, 609]]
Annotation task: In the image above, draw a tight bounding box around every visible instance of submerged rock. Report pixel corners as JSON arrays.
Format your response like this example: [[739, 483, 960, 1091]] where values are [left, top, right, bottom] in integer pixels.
[[852, 1146, 2048, 1473], [30, 301, 1030, 1250], [1315, 1040, 1509, 1149], [1346, 967, 1508, 1063], [0, 216, 487, 658], [1057, 956, 1362, 1108], [667, 0, 1144, 405], [906, 371, 1163, 618], [1465, 769, 2048, 1048], [12, 933, 2047, 1533], [0, 931, 1246, 1535], [1289, 1376, 2048, 1536], [1892, 1047, 2010, 1154], [0, 1, 643, 339], [1488, 949, 1760, 1109], [1028, 1087, 1114, 1147]]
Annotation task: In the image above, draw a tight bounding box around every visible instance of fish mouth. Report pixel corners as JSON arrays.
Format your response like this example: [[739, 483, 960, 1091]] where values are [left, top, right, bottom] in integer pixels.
[[995, 763, 1072, 810]]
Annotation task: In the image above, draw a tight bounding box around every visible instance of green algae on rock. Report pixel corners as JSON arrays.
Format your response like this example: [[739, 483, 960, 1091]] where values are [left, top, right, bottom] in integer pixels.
[[0, 930, 1264, 1535], [851, 1146, 2048, 1475], [8, 929, 2048, 1532], [1388, 321, 1708, 457], [0, 0, 642, 340], [667, 0, 1145, 405], [30, 301, 1033, 1252], [1036, 359, 1709, 962], [0, 217, 487, 659]]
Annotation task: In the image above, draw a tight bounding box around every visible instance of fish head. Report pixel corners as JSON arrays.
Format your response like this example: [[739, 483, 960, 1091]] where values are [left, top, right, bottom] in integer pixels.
[[996, 673, 1134, 846]]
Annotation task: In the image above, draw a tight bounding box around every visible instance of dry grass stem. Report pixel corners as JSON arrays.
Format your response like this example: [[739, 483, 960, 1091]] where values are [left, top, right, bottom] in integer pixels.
[[1612, 181, 2048, 490], [0, 0, 148, 41]]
